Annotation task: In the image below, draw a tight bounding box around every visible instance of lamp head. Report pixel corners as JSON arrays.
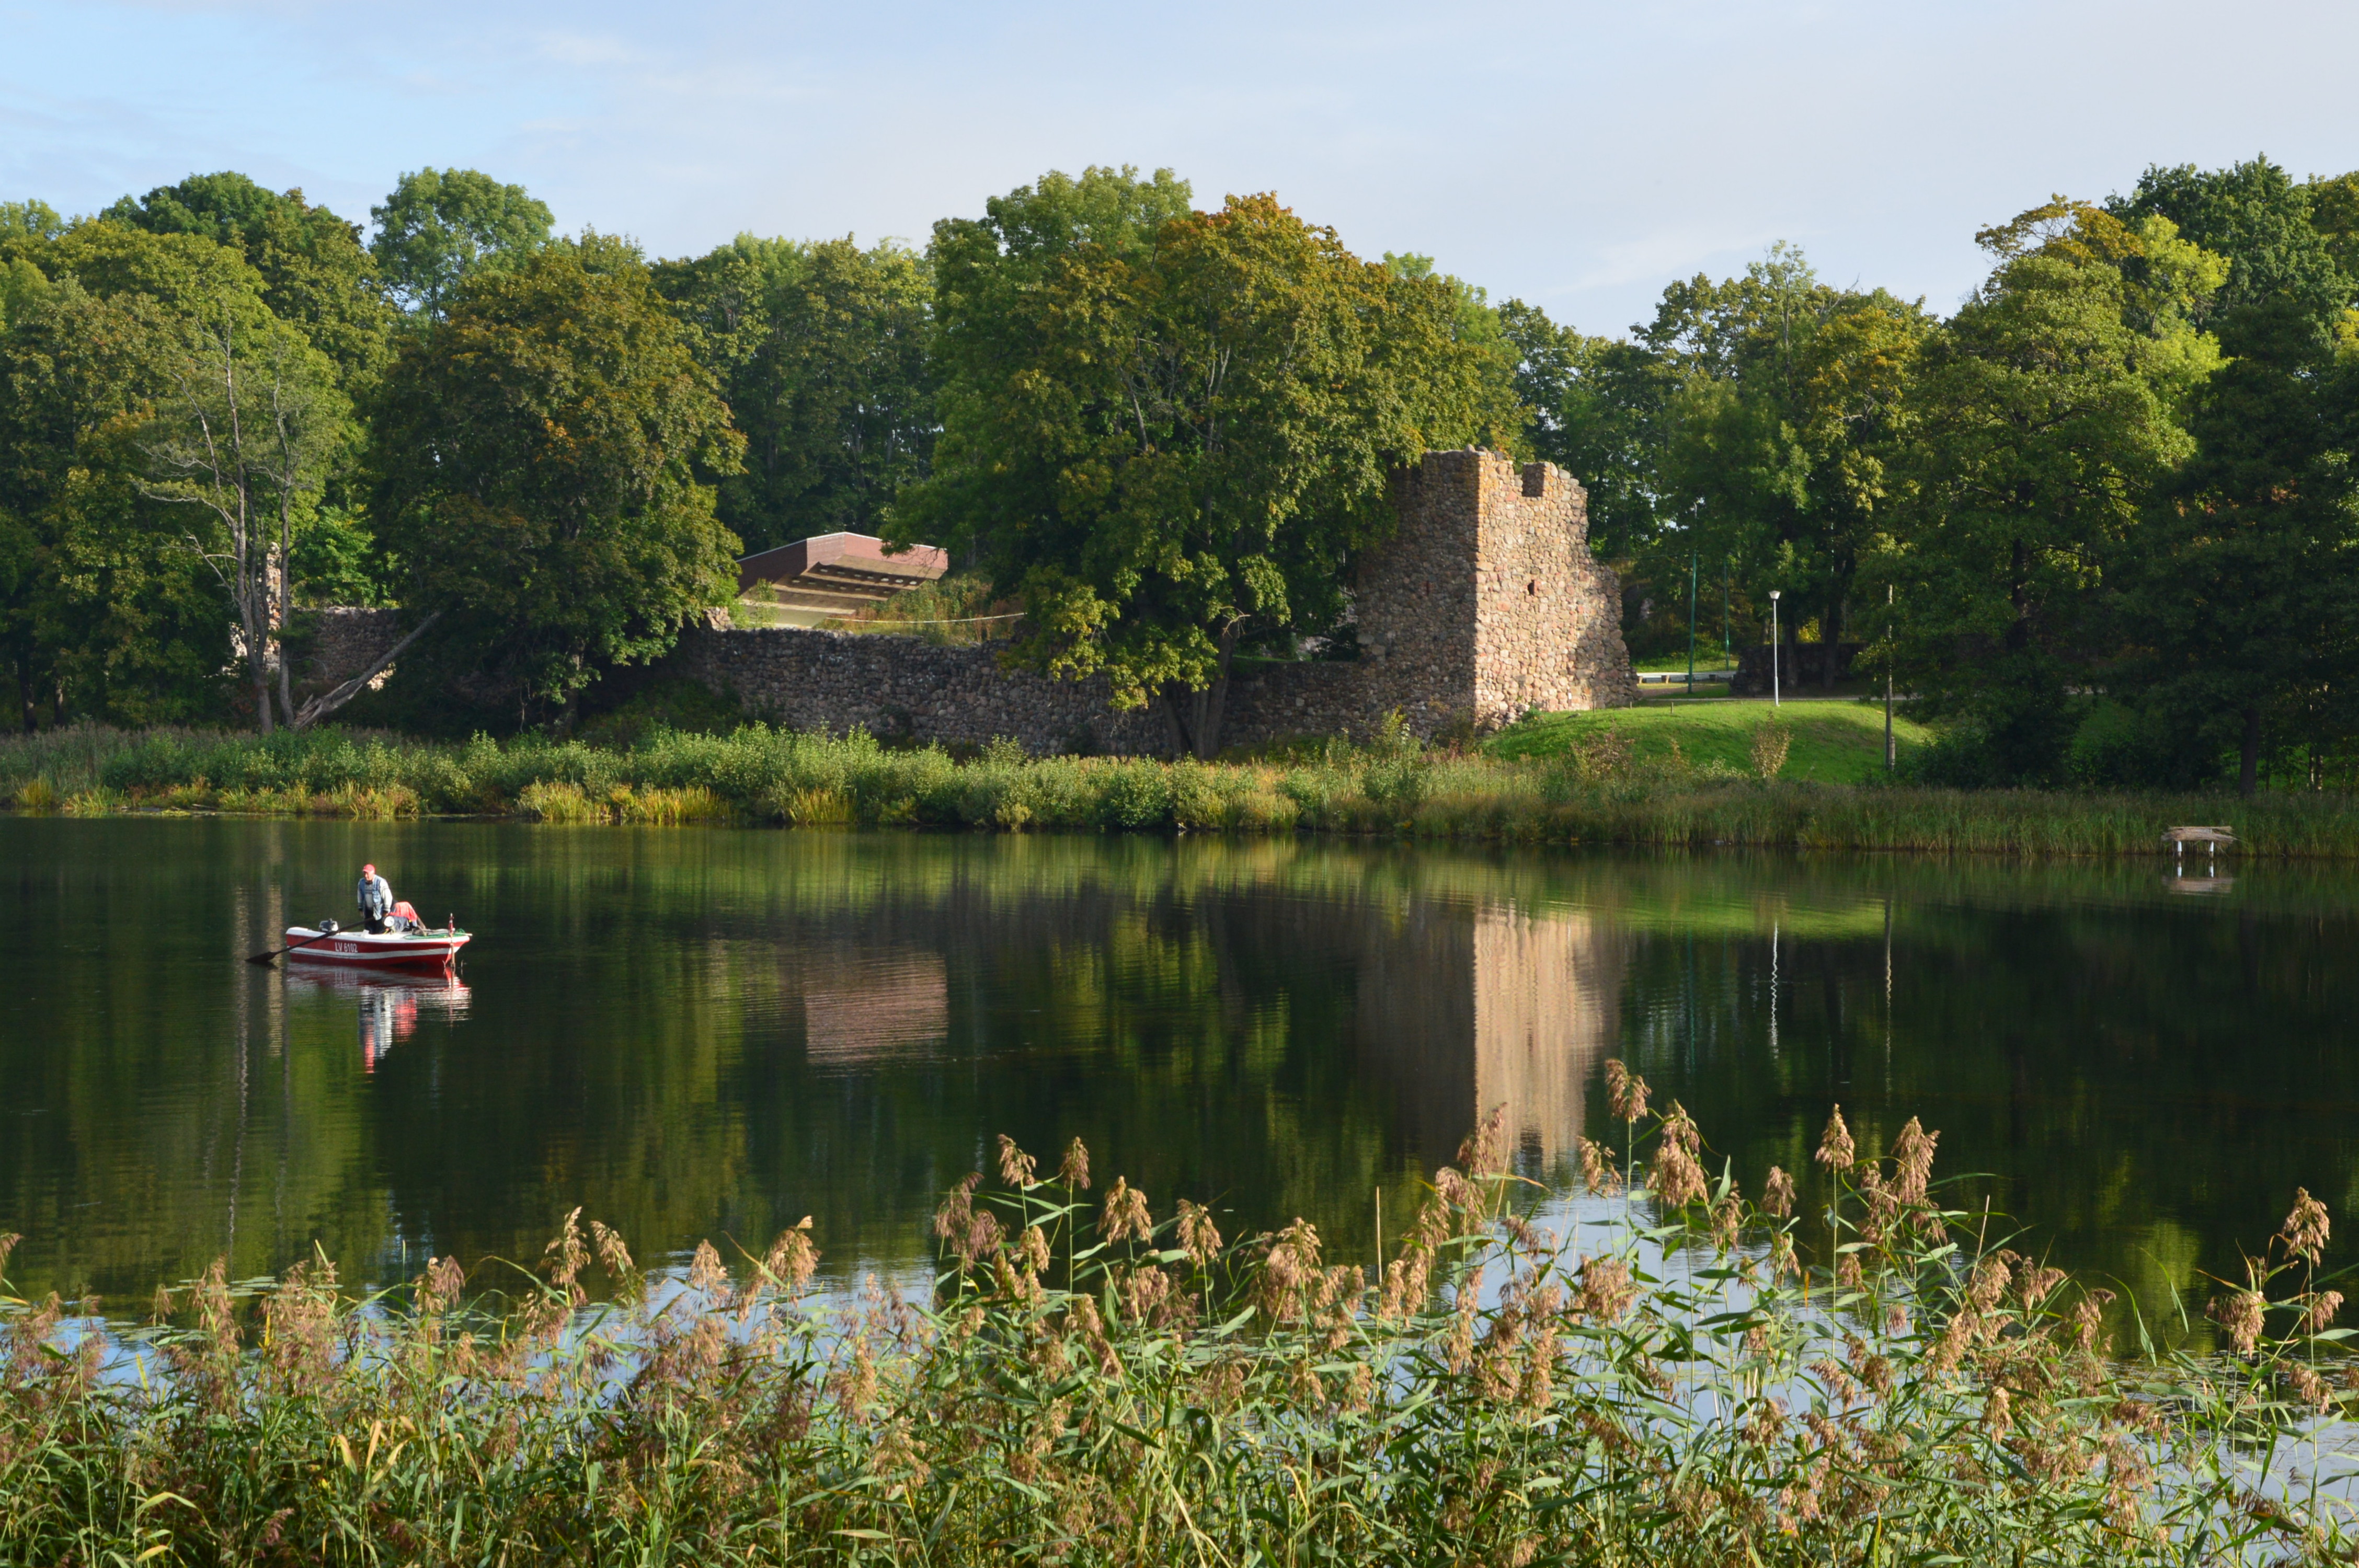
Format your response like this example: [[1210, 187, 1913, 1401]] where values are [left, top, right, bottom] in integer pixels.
[[1768, 590, 1781, 602]]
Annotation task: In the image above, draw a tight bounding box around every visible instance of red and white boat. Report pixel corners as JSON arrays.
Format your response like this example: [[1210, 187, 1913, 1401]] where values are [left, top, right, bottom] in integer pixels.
[[283, 904, 471, 969]]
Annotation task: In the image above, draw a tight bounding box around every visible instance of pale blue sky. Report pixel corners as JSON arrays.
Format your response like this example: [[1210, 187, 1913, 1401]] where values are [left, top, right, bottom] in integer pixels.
[[5, 0, 2354, 335]]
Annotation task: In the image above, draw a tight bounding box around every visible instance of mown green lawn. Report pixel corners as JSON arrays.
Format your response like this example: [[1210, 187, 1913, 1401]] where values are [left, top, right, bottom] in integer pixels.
[[1486, 699, 1937, 784]]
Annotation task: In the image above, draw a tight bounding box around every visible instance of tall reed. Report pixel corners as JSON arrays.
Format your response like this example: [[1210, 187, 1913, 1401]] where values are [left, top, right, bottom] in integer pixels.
[[1, 1092, 2350, 1564]]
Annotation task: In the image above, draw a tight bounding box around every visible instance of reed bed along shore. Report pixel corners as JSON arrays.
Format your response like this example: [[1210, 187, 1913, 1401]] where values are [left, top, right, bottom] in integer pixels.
[[4, 1087, 2354, 1564], [8, 721, 2359, 858]]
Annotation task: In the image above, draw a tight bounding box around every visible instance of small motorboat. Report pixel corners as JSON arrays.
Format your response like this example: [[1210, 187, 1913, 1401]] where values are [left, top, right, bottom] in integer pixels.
[[283, 904, 471, 969]]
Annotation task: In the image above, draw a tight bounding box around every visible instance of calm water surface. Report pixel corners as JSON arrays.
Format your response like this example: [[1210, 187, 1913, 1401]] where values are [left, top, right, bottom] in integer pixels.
[[5, 817, 2356, 1325]]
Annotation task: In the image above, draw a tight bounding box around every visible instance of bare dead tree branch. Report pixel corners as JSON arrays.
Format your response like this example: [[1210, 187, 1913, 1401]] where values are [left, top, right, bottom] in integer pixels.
[[292, 612, 442, 730], [140, 305, 335, 734]]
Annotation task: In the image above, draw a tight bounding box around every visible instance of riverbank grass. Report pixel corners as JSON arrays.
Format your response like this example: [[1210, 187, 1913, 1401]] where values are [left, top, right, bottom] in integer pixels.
[[8, 721, 2359, 857]]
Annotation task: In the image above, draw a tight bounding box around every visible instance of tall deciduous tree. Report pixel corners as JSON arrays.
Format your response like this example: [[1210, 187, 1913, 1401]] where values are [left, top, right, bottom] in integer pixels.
[[370, 169, 553, 319], [2109, 159, 2359, 793], [1887, 201, 2224, 782], [2306, 171, 2359, 298], [897, 168, 1521, 757], [0, 221, 287, 727], [105, 171, 392, 389], [1644, 247, 1932, 684], [654, 235, 936, 552], [369, 239, 745, 721], [139, 296, 346, 732]]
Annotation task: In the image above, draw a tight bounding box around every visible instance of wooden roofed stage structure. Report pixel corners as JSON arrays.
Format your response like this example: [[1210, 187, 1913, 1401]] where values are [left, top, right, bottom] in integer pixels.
[[736, 533, 950, 627]]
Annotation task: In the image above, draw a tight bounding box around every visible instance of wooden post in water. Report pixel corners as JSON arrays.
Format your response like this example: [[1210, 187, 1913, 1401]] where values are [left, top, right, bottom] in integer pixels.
[[2163, 825, 2237, 876]]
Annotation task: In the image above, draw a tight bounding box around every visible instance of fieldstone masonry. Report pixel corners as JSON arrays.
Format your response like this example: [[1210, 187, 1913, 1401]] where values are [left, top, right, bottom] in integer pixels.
[[290, 607, 406, 694], [658, 448, 1633, 752], [1356, 449, 1635, 727], [308, 450, 1634, 751], [660, 631, 1174, 754]]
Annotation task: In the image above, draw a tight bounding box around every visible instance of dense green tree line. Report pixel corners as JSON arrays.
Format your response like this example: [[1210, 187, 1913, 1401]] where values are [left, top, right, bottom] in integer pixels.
[[4, 157, 2355, 781], [1508, 160, 2359, 791], [0, 162, 1517, 747]]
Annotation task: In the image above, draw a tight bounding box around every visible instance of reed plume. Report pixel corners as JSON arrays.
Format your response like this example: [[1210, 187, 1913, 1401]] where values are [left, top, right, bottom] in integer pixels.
[[2282, 1186, 2330, 1266], [2, 1104, 2351, 1565], [1815, 1105, 1856, 1170], [1604, 1058, 1650, 1122]]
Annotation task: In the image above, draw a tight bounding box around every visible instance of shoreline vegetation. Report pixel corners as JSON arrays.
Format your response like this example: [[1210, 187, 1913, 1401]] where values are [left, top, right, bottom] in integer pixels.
[[5, 1086, 2354, 1562], [6, 720, 2359, 858]]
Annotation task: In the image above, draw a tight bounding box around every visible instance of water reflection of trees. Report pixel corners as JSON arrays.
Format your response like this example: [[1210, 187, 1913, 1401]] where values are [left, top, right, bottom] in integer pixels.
[[6, 829, 1635, 1298], [1604, 868, 2359, 1333], [7, 822, 2357, 1323]]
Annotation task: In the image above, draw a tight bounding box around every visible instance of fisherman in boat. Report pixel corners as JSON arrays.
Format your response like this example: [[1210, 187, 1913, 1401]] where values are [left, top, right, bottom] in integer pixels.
[[357, 862, 396, 933]]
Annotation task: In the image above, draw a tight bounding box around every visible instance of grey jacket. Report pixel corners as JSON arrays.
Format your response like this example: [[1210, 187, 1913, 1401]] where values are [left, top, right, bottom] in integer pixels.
[[357, 873, 394, 919]]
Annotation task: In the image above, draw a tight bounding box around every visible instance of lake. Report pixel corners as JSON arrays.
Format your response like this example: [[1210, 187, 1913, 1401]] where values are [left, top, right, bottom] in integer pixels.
[[4, 816, 2354, 1327]]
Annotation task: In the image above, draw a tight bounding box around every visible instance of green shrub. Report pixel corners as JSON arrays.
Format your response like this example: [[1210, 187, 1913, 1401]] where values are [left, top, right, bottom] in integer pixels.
[[1166, 759, 1227, 829], [26, 722, 2359, 859], [1096, 759, 1172, 829], [575, 676, 754, 748], [517, 779, 600, 823]]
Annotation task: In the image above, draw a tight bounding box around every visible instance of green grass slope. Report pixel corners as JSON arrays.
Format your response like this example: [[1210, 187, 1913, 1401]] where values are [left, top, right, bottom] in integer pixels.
[[1486, 699, 1936, 784]]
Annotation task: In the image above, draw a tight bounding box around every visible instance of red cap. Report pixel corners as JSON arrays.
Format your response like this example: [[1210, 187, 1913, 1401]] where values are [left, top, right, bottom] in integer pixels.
[[362, 863, 376, 875]]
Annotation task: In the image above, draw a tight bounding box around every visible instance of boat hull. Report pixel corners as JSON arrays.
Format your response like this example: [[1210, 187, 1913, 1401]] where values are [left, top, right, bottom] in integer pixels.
[[283, 926, 471, 968]]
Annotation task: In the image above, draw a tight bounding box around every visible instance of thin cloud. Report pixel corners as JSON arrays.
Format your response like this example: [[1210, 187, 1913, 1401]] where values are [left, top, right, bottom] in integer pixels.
[[6, 0, 2357, 332]]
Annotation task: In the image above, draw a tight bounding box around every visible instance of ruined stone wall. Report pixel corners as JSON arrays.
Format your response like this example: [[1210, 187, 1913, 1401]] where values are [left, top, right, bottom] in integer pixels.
[[291, 607, 405, 694], [665, 629, 1173, 754], [662, 628, 1429, 753], [1365, 449, 1636, 727], [628, 448, 1634, 753], [1347, 457, 1483, 731]]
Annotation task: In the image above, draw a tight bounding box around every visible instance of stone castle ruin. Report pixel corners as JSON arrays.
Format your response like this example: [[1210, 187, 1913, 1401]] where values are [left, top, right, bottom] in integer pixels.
[[311, 449, 1635, 751], [1337, 447, 1636, 730]]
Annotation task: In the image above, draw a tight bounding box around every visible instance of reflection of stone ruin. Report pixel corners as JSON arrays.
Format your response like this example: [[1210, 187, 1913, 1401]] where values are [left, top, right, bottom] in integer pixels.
[[1470, 908, 1622, 1163], [1356, 902, 1628, 1169], [799, 950, 949, 1066]]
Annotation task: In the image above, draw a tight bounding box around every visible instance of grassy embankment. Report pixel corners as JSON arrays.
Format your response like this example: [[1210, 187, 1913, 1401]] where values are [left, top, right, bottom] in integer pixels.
[[1493, 698, 1932, 785], [5, 711, 2356, 857], [2, 1092, 2349, 1563]]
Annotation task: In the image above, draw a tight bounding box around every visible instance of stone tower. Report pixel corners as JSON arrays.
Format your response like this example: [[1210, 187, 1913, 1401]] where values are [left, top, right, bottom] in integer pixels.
[[1352, 448, 1635, 732]]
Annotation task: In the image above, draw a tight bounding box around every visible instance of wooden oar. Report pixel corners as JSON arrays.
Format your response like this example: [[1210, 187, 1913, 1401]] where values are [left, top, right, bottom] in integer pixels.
[[249, 928, 340, 966]]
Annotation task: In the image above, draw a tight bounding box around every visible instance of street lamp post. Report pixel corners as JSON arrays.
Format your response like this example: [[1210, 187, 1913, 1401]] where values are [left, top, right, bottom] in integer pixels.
[[1686, 550, 1698, 698], [1768, 591, 1782, 708], [1884, 582, 1896, 773]]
